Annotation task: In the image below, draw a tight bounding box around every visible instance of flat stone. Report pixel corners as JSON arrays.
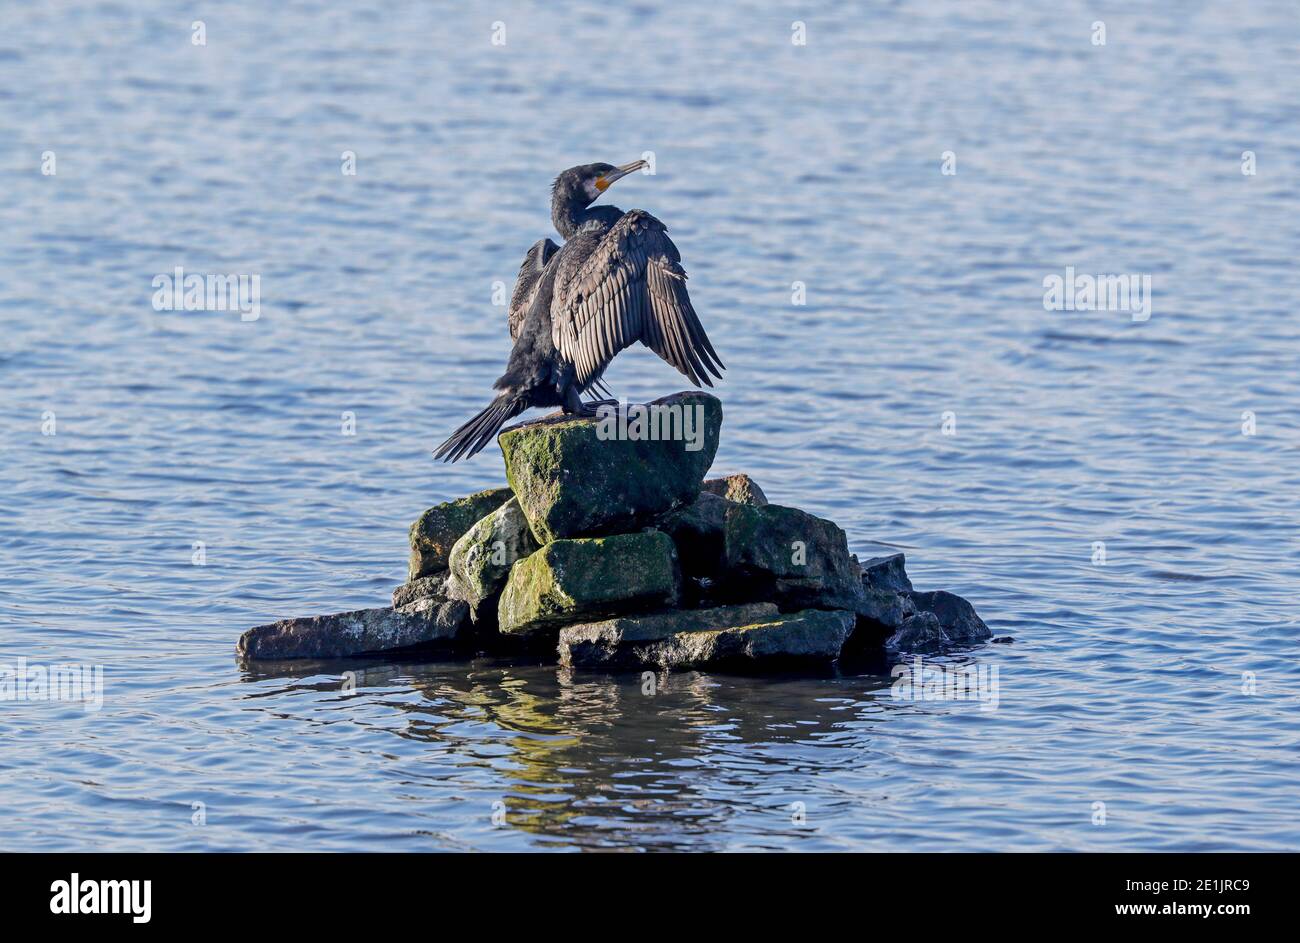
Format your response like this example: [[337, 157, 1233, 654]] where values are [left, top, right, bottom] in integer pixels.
[[561, 607, 854, 671], [908, 590, 991, 643], [391, 571, 452, 609], [559, 603, 779, 668], [447, 497, 539, 620], [723, 502, 862, 608], [498, 391, 722, 544], [407, 487, 512, 580], [497, 531, 681, 636], [701, 473, 768, 506], [237, 598, 471, 660]]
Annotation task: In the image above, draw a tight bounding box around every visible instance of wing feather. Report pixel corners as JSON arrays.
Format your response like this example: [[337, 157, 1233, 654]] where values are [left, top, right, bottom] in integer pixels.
[[550, 211, 724, 390]]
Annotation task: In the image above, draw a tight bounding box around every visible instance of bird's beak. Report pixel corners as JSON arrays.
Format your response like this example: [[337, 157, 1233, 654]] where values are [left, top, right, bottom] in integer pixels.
[[595, 159, 648, 192]]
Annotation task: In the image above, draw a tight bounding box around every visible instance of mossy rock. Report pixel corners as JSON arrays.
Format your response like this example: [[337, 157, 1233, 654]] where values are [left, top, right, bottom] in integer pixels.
[[447, 497, 539, 620], [498, 391, 722, 544], [497, 531, 681, 635], [407, 487, 512, 579], [723, 503, 862, 609]]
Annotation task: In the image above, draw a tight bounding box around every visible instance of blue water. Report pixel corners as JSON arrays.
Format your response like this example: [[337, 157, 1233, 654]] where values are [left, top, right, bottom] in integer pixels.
[[2, 1, 1298, 851]]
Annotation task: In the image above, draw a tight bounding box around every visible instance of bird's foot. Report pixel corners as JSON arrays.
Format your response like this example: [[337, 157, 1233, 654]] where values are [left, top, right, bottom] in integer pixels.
[[576, 398, 619, 417]]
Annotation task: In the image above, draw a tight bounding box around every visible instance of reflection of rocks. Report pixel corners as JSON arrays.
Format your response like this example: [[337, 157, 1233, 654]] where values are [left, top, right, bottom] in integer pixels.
[[237, 598, 470, 660], [237, 391, 994, 664], [237, 626, 990, 850]]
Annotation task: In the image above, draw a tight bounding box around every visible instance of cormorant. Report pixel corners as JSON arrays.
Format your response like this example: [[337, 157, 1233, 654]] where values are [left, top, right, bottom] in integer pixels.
[[434, 160, 724, 462]]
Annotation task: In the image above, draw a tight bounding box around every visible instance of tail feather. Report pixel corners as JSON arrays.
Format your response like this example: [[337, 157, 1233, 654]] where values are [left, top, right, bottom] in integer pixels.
[[433, 395, 525, 463]]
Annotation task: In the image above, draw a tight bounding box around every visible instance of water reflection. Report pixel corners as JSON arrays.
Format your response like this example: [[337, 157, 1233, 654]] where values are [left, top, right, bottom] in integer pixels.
[[237, 653, 930, 850]]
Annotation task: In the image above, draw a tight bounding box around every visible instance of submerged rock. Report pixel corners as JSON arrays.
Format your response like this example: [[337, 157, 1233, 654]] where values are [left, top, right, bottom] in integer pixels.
[[701, 473, 768, 506], [407, 487, 512, 580], [498, 391, 722, 543], [908, 590, 991, 643], [447, 497, 540, 620], [723, 503, 861, 609], [238, 597, 471, 660], [391, 571, 452, 609], [497, 531, 681, 636], [561, 606, 853, 670]]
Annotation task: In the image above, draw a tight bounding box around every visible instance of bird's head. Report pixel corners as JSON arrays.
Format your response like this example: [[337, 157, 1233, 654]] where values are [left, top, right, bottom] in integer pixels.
[[552, 159, 648, 211]]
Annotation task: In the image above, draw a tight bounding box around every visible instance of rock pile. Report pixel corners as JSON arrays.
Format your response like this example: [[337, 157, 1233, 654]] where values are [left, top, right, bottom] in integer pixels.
[[238, 391, 990, 667]]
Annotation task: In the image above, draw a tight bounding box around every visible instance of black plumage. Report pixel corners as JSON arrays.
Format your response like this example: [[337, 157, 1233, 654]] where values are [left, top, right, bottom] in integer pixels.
[[434, 160, 724, 462]]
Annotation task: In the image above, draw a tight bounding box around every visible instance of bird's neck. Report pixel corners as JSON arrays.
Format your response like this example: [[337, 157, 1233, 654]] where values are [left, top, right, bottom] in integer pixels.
[[552, 201, 622, 241]]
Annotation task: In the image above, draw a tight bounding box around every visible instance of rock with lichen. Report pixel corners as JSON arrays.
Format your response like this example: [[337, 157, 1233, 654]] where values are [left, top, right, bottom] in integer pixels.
[[722, 502, 862, 609], [497, 530, 681, 636], [238, 391, 997, 666], [498, 392, 722, 544], [407, 487, 513, 580], [447, 497, 540, 621]]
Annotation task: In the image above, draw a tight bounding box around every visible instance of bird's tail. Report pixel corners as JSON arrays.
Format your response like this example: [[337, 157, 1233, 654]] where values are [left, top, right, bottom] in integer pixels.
[[433, 394, 526, 463]]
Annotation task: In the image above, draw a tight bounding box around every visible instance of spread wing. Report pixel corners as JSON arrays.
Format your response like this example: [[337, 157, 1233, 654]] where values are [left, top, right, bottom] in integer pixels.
[[508, 238, 559, 340], [551, 210, 724, 389]]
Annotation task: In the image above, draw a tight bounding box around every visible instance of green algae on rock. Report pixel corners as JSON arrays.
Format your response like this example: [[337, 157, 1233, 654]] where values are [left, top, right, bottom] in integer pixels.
[[723, 502, 862, 609], [407, 487, 512, 580], [499, 392, 722, 544], [497, 531, 681, 635], [447, 497, 539, 620]]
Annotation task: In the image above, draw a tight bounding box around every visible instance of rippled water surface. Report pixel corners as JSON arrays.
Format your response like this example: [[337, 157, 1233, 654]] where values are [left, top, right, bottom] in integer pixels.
[[2, 1, 1299, 851]]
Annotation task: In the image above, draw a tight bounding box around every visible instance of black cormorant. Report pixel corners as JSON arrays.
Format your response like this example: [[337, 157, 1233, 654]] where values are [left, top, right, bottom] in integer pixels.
[[434, 160, 724, 462]]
